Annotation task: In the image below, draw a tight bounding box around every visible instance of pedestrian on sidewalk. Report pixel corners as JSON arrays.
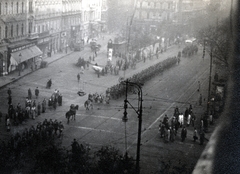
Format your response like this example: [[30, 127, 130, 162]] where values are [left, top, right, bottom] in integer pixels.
[[28, 88, 32, 99], [77, 73, 80, 83], [7, 88, 11, 97], [35, 87, 39, 99]]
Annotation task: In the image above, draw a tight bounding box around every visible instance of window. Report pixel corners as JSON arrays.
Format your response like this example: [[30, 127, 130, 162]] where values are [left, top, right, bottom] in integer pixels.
[[11, 2, 13, 14], [16, 24, 19, 36], [22, 2, 24, 13], [5, 2, 7, 14], [0, 26, 1, 39], [0, 3, 1, 15], [11, 25, 13, 37], [16, 2, 18, 13], [21, 23, 24, 35], [42, 25, 44, 32], [38, 25, 40, 33], [29, 22, 32, 33], [5, 26, 7, 38], [29, 1, 33, 12]]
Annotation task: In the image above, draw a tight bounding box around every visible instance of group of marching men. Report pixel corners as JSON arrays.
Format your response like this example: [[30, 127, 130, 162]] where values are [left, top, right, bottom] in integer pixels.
[[159, 105, 206, 145]]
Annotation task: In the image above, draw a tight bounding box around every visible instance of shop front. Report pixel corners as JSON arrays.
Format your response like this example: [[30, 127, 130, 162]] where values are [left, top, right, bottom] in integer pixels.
[[48, 33, 60, 57], [37, 31, 50, 58], [0, 44, 8, 76], [8, 43, 43, 73]]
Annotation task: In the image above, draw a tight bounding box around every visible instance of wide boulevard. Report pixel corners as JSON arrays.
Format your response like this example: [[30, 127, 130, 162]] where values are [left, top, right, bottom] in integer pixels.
[[0, 36, 211, 173]]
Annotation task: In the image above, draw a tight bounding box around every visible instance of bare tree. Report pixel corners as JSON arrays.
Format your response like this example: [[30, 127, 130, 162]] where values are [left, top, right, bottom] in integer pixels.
[[197, 17, 232, 67]]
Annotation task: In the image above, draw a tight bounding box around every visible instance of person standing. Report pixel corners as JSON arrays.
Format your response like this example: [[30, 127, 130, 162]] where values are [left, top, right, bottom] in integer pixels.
[[77, 73, 80, 83], [37, 102, 41, 116], [8, 95, 12, 105], [28, 88, 32, 99], [35, 87, 39, 99], [193, 127, 198, 142], [58, 121, 64, 138], [181, 126, 187, 142], [42, 98, 46, 113], [7, 88, 12, 97]]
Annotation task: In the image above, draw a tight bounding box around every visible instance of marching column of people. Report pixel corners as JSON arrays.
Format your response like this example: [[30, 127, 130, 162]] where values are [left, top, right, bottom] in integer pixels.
[[4, 85, 63, 132], [159, 106, 206, 145]]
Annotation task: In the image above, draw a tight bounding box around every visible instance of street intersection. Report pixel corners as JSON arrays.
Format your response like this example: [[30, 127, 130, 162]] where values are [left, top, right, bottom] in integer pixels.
[[0, 35, 215, 173]]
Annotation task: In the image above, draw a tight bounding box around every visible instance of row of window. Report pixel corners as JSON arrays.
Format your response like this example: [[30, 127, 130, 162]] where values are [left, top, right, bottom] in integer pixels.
[[0, 24, 24, 39], [0, 2, 25, 15], [138, 1, 175, 10]]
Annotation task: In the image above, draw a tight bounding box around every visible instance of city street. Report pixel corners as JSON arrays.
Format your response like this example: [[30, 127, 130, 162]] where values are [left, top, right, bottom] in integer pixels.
[[0, 37, 213, 173]]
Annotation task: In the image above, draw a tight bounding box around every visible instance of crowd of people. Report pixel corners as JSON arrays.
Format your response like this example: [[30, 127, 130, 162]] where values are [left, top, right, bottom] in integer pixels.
[[159, 106, 206, 145], [5, 86, 63, 132], [182, 44, 198, 57], [0, 118, 64, 169]]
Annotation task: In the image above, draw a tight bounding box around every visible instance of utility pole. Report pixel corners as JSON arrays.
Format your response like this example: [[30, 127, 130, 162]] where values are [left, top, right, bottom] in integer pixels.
[[207, 48, 213, 115], [121, 79, 143, 174]]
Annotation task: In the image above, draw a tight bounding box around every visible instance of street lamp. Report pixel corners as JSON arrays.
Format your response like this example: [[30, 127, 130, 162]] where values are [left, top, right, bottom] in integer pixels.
[[18, 53, 22, 76], [121, 79, 143, 174]]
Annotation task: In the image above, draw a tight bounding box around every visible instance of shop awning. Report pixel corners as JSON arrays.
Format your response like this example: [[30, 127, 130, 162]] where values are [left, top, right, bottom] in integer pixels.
[[11, 46, 42, 63]]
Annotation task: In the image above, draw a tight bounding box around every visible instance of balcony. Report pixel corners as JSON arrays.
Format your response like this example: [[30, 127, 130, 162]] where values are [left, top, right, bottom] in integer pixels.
[[28, 32, 39, 40]]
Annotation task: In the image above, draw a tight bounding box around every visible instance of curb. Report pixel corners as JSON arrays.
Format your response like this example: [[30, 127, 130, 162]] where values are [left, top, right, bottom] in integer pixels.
[[0, 52, 74, 91]]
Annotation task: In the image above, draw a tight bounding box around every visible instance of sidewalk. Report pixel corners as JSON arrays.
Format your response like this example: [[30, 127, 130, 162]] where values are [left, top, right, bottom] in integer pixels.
[[0, 51, 74, 90], [0, 32, 116, 90]]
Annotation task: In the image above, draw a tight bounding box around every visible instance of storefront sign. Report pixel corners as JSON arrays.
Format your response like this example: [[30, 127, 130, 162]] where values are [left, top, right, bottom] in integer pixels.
[[11, 43, 35, 53], [38, 37, 50, 45]]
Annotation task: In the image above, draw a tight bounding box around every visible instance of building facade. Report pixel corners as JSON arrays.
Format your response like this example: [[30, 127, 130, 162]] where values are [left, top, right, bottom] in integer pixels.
[[81, 0, 102, 42], [0, 0, 104, 75], [0, 0, 42, 75], [134, 0, 178, 32], [34, 0, 62, 57]]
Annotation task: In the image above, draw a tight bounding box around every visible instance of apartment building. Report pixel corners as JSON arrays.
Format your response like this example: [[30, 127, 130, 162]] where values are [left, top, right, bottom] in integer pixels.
[[0, 0, 42, 75], [0, 0, 104, 75]]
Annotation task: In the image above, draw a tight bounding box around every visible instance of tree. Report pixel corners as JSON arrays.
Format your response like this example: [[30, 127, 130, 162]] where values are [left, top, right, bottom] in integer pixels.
[[33, 145, 69, 173], [95, 146, 135, 174], [197, 17, 233, 67]]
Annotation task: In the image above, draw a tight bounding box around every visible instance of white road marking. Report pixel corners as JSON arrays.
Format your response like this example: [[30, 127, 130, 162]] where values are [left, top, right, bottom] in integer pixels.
[[76, 114, 122, 121], [69, 125, 124, 135]]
